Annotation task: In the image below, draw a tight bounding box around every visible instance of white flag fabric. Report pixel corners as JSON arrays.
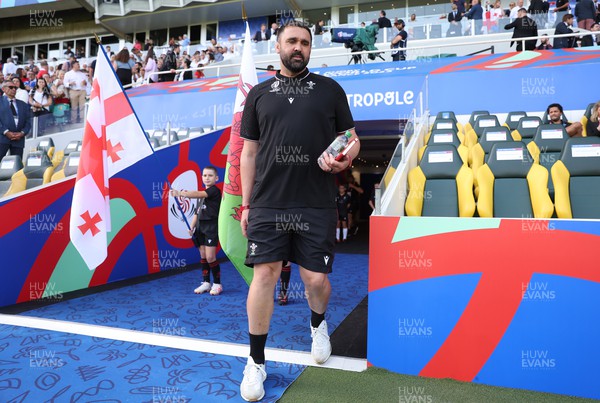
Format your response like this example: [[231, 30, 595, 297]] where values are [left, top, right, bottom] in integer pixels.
[[69, 45, 153, 270]]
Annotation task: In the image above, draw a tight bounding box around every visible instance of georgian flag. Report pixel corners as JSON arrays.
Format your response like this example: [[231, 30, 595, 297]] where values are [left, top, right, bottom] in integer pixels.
[[69, 45, 153, 270]]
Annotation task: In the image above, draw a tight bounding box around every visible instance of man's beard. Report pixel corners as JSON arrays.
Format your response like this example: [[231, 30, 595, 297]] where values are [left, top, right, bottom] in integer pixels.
[[281, 51, 308, 74]]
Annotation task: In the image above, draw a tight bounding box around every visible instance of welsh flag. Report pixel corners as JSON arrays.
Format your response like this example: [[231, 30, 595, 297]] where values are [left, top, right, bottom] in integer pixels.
[[69, 45, 153, 270], [218, 22, 258, 285]]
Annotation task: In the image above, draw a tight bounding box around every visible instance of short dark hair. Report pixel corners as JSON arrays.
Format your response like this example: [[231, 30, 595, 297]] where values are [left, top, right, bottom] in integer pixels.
[[563, 14, 573, 22], [547, 103, 563, 114], [203, 166, 218, 175], [518, 7, 527, 13], [277, 20, 312, 42], [381, 10, 386, 16]]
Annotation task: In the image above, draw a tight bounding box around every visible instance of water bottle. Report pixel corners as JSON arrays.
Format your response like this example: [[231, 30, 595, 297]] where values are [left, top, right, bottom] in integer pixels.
[[325, 130, 352, 159]]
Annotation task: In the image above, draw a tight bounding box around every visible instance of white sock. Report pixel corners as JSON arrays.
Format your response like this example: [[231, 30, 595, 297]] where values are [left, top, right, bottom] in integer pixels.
[[343, 228, 348, 240], [336, 228, 340, 240]]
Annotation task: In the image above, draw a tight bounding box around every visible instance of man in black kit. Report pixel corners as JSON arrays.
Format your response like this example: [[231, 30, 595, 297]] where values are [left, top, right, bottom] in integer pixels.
[[239, 20, 360, 401]]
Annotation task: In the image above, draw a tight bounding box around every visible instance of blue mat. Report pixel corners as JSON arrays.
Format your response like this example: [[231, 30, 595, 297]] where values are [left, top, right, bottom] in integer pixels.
[[22, 254, 368, 351], [0, 324, 303, 402]]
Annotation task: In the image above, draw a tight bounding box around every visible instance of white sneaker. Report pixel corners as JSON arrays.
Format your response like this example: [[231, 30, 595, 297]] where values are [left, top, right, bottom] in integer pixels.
[[240, 356, 266, 402], [310, 320, 331, 364], [210, 283, 223, 295], [194, 282, 211, 294]]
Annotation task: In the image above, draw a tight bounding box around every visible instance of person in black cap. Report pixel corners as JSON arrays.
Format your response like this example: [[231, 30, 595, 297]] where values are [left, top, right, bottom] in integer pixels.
[[391, 20, 408, 61]]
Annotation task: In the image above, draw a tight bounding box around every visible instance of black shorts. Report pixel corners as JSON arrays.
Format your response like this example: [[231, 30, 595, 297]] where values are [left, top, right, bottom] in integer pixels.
[[245, 208, 337, 273], [192, 220, 219, 247], [338, 213, 348, 222]]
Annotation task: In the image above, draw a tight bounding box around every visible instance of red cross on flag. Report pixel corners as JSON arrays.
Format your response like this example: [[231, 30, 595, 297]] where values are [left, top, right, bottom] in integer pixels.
[[69, 45, 153, 270]]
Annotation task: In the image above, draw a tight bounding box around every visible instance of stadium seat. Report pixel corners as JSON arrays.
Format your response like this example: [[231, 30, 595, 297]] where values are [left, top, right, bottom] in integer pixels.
[[405, 144, 475, 217], [64, 140, 81, 156], [52, 103, 70, 125], [51, 152, 80, 181], [477, 142, 553, 218], [511, 116, 542, 144], [465, 115, 501, 147], [0, 156, 24, 197], [201, 125, 214, 133], [434, 111, 463, 133], [36, 137, 55, 159], [581, 102, 595, 137], [503, 111, 528, 131], [159, 131, 179, 146], [470, 127, 514, 196], [177, 128, 190, 140], [152, 129, 166, 140], [419, 129, 468, 164], [425, 118, 462, 144], [4, 151, 55, 196], [527, 124, 569, 199], [148, 137, 161, 148], [464, 110, 490, 134], [189, 127, 204, 137], [552, 137, 600, 218]]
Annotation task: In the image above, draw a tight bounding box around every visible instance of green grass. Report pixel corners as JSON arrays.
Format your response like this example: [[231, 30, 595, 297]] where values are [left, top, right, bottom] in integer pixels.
[[279, 366, 598, 403]]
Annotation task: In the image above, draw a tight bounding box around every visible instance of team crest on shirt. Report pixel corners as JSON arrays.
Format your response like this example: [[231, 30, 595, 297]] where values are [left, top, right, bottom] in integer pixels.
[[249, 242, 258, 255], [306, 81, 316, 90], [270, 81, 281, 93]]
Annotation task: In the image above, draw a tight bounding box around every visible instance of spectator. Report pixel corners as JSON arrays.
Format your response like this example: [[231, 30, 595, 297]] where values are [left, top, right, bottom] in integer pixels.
[[314, 19, 325, 35], [490, 0, 505, 32], [378, 10, 392, 28], [454, 0, 467, 15], [29, 77, 52, 134], [0, 81, 32, 160], [11, 77, 29, 104], [213, 46, 224, 62], [37, 61, 49, 79], [509, 1, 520, 19], [194, 64, 205, 79], [161, 44, 180, 82], [528, 0, 548, 28], [410, 13, 417, 22], [270, 22, 279, 39], [105, 45, 115, 57], [114, 48, 135, 87], [447, 3, 464, 36], [553, 14, 577, 48], [536, 33, 554, 49], [133, 39, 143, 52], [391, 20, 408, 60], [144, 46, 158, 84], [144, 38, 154, 51], [64, 45, 75, 58], [575, 0, 597, 30], [131, 48, 144, 63], [182, 59, 193, 80], [64, 60, 88, 123], [23, 71, 37, 92], [2, 58, 17, 77], [253, 23, 270, 42], [586, 101, 600, 137], [51, 70, 69, 106], [546, 103, 583, 137], [581, 22, 600, 46], [504, 8, 538, 51], [180, 34, 190, 47], [465, 0, 484, 34], [553, 0, 570, 27], [266, 65, 275, 70]]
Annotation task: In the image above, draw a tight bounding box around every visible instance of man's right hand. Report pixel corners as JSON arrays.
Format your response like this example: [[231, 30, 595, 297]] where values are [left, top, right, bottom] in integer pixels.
[[241, 208, 249, 238]]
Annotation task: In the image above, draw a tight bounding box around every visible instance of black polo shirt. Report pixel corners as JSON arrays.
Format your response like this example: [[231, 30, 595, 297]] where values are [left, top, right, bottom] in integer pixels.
[[197, 185, 221, 220], [241, 69, 355, 209]]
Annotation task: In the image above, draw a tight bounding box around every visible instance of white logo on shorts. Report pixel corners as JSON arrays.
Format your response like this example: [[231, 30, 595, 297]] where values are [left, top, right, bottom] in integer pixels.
[[207, 239, 212, 244], [324, 255, 330, 265], [288, 98, 294, 104], [250, 242, 258, 256]]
